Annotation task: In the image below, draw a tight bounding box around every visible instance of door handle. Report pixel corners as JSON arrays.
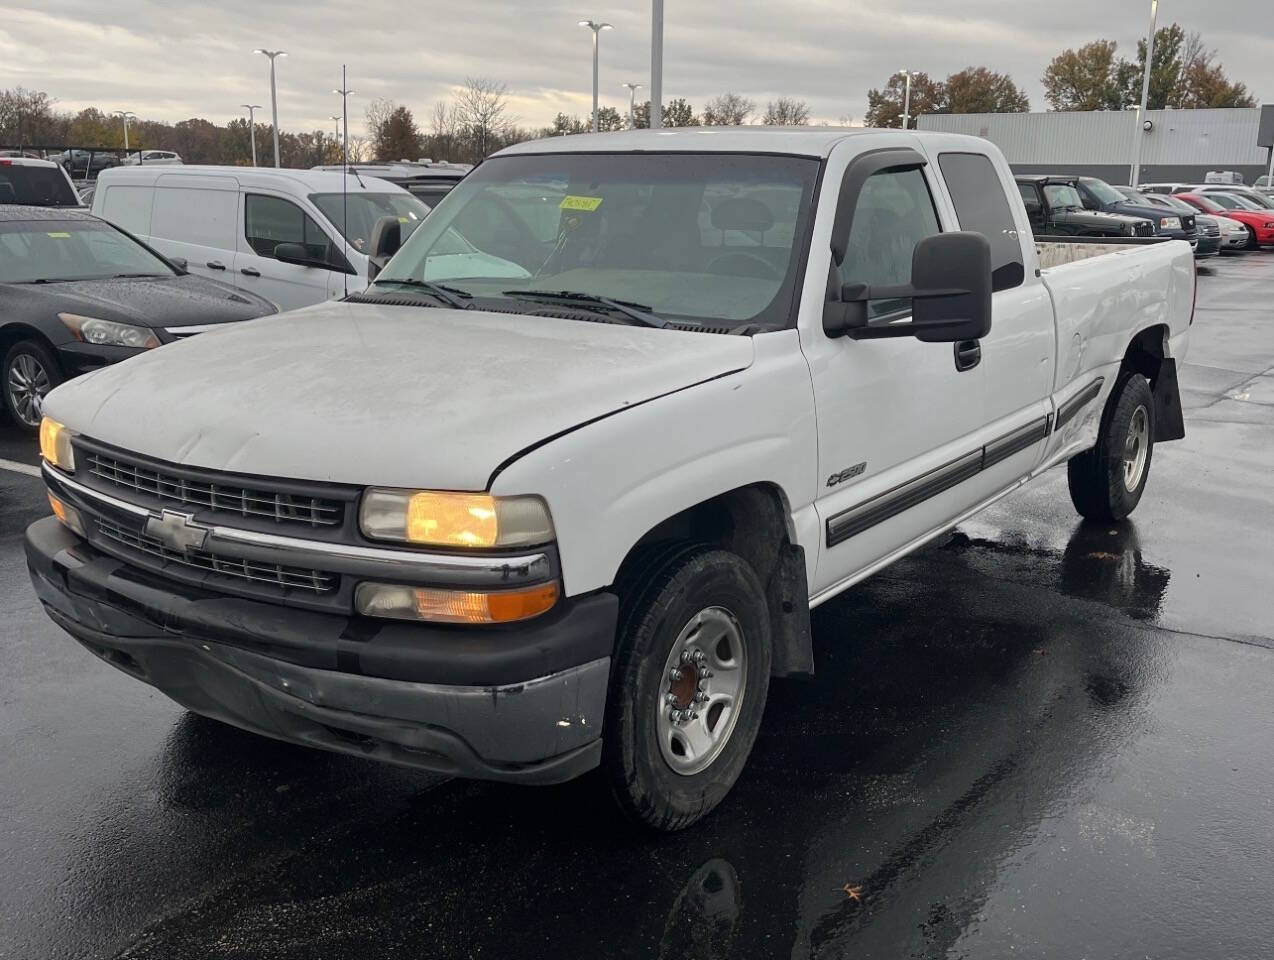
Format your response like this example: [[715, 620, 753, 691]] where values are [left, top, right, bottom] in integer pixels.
[[954, 339, 981, 372], [206, 260, 226, 271], [240, 267, 260, 277]]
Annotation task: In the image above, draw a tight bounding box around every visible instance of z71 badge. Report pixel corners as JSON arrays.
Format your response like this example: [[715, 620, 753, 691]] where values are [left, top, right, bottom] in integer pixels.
[[827, 462, 867, 487]]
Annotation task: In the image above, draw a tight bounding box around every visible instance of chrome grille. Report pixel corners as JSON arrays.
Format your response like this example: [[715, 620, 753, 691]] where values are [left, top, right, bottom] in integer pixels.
[[95, 515, 338, 594], [85, 451, 343, 528]]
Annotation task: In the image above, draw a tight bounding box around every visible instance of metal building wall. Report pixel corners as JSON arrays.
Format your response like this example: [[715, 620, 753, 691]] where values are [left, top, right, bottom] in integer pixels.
[[917, 108, 1271, 184]]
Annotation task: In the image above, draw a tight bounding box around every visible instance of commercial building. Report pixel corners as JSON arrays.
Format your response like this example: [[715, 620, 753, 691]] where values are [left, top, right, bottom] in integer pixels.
[[918, 105, 1274, 185]]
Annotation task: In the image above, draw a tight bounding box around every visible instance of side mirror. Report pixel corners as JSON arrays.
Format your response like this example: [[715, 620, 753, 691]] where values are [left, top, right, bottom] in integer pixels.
[[367, 215, 402, 280], [823, 231, 992, 343], [168, 256, 188, 271], [273, 242, 324, 269]]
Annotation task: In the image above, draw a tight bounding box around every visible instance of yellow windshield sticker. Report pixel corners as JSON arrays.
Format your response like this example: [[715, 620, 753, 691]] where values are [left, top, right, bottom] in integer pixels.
[[560, 195, 603, 212], [46, 232, 71, 238]]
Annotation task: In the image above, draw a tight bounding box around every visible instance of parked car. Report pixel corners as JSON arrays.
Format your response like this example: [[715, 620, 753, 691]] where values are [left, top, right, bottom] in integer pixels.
[[1148, 192, 1249, 253], [1015, 176, 1154, 237], [0, 205, 276, 431], [1177, 193, 1274, 249], [91, 165, 430, 311], [121, 150, 183, 166], [1195, 185, 1274, 211], [28, 129, 1194, 829], [1255, 175, 1274, 197], [1065, 176, 1197, 248], [0, 157, 83, 208], [311, 161, 468, 207], [56, 149, 122, 179], [1203, 170, 1245, 185], [1114, 186, 1219, 257]]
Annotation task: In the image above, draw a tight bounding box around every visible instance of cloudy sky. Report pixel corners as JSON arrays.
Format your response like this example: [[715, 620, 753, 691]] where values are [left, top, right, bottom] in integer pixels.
[[3, 0, 1272, 136]]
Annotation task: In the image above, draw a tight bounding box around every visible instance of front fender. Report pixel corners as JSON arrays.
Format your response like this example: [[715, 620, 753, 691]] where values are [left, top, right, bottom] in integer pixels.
[[490, 330, 819, 597]]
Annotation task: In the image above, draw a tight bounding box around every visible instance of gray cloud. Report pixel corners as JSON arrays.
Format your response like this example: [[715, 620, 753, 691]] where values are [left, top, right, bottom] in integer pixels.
[[3, 0, 1271, 135]]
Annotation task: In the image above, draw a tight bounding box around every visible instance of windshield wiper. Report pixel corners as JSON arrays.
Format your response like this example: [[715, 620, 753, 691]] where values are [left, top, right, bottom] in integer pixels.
[[372, 278, 473, 310], [111, 272, 169, 279], [501, 290, 666, 328]]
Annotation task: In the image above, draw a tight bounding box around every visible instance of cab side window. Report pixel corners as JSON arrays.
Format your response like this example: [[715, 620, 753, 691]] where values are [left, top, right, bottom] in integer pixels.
[[245, 194, 332, 263], [939, 153, 1025, 291], [837, 167, 941, 320]]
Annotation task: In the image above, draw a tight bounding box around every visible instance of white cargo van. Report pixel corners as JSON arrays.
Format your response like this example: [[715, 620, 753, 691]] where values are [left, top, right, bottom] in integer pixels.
[[90, 166, 429, 311]]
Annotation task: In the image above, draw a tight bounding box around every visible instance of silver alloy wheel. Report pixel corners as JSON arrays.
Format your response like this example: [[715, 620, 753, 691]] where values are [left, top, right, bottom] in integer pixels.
[[656, 606, 747, 776], [1123, 405, 1149, 491], [7, 352, 51, 428]]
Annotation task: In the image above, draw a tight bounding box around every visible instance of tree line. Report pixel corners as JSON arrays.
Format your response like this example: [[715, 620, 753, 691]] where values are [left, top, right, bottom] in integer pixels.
[[0, 22, 1255, 167]]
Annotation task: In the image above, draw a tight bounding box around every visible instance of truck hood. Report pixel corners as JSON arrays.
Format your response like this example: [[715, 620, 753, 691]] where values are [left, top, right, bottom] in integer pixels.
[[43, 301, 754, 490]]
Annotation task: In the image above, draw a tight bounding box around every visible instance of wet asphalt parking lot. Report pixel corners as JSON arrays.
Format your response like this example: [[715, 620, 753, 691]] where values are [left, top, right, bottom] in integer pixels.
[[2, 253, 1273, 959]]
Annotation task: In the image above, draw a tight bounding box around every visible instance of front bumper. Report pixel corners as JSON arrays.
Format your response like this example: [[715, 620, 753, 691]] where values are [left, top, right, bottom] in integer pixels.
[[26, 516, 617, 783], [1194, 235, 1221, 257], [55, 341, 151, 376]]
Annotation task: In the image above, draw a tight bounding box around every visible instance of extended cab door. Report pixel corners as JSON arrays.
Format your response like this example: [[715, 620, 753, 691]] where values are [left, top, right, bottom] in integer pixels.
[[800, 139, 1054, 600], [235, 193, 353, 311]]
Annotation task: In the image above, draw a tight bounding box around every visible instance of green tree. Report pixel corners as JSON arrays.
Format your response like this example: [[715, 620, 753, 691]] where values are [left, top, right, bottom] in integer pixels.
[[1042, 40, 1126, 110], [702, 92, 755, 126], [596, 106, 625, 132], [865, 72, 943, 127], [663, 98, 698, 127], [372, 105, 422, 161], [547, 112, 589, 136], [763, 97, 810, 126], [942, 67, 1030, 114]]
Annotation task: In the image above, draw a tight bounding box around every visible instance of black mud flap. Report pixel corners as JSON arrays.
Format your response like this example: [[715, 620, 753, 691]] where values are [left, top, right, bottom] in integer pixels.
[[767, 542, 814, 678], [1153, 357, 1186, 443]]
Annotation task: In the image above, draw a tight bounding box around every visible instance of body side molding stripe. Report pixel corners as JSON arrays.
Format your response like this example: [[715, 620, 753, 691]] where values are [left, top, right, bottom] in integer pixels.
[[825, 413, 1053, 548], [1054, 377, 1104, 432]]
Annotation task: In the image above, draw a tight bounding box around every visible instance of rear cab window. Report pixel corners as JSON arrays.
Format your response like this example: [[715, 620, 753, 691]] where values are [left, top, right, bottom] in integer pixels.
[[938, 153, 1025, 291], [0, 165, 80, 207]]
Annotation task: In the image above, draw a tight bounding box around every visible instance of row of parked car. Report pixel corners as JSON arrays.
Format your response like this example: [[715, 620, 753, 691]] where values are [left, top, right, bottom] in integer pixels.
[[1015, 173, 1274, 257]]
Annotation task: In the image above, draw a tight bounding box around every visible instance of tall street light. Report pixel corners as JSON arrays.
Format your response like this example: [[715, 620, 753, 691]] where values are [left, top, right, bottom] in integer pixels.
[[896, 70, 918, 129], [650, 0, 663, 129], [622, 82, 644, 128], [240, 104, 262, 166], [333, 79, 355, 168], [579, 20, 613, 133], [254, 48, 287, 167], [328, 114, 342, 160], [112, 110, 136, 153], [1129, 0, 1159, 188]]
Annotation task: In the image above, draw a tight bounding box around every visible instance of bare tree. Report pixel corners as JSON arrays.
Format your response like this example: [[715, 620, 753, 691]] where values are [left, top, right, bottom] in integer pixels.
[[429, 100, 460, 160], [454, 76, 515, 162], [763, 97, 810, 126], [702, 92, 755, 126], [346, 134, 369, 163]]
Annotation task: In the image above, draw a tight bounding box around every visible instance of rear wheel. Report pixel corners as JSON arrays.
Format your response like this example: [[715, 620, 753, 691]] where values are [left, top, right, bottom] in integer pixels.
[[3, 340, 63, 433], [1067, 373, 1155, 522], [603, 545, 771, 831]]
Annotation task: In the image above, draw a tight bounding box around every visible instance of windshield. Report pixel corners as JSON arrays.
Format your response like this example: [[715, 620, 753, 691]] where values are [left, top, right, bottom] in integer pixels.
[[1207, 193, 1259, 211], [1043, 184, 1083, 210], [1080, 178, 1127, 206], [0, 219, 175, 283], [375, 152, 821, 331], [0, 165, 80, 207], [310, 191, 430, 253], [1160, 196, 1199, 215], [1229, 190, 1274, 210]]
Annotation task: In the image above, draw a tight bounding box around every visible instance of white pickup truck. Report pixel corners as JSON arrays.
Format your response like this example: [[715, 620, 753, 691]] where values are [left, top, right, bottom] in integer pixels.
[[27, 129, 1194, 830]]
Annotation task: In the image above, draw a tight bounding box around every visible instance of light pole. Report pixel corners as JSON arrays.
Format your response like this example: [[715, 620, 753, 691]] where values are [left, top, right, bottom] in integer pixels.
[[112, 110, 135, 154], [328, 115, 342, 162], [254, 48, 287, 167], [333, 79, 355, 168], [896, 70, 918, 129], [240, 104, 262, 166], [650, 0, 663, 129], [1129, 0, 1159, 187], [579, 19, 613, 133], [622, 82, 644, 128]]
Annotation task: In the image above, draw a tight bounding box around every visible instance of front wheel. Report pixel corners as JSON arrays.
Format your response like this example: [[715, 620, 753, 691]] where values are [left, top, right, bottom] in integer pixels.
[[603, 545, 772, 831], [3, 340, 64, 434], [1067, 373, 1155, 522]]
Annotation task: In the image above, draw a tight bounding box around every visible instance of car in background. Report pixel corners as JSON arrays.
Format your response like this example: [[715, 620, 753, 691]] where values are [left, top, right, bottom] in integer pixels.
[[1255, 175, 1274, 197], [1113, 186, 1221, 257], [0, 158, 83, 208], [122, 150, 183, 166], [1144, 182, 1274, 212], [1067, 176, 1197, 248], [1176, 193, 1274, 249], [311, 161, 468, 207], [0, 206, 277, 432], [1152, 193, 1250, 253], [92, 165, 430, 311], [1015, 176, 1154, 238], [56, 149, 123, 180]]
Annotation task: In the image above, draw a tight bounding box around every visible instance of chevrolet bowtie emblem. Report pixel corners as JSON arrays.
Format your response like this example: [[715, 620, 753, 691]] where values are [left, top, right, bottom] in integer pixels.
[[144, 510, 209, 553]]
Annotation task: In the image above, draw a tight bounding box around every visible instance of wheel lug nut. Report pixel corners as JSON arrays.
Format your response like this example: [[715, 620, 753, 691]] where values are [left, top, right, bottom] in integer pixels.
[[669, 668, 682, 681], [690, 711, 699, 720], [680, 650, 692, 664], [665, 693, 677, 705], [693, 650, 705, 662]]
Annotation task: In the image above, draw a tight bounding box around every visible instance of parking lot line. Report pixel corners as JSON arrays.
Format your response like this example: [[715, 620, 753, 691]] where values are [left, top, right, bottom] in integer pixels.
[[0, 458, 41, 479]]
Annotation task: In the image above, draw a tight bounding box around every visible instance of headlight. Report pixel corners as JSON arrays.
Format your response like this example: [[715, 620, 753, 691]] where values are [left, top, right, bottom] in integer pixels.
[[1158, 217, 1181, 230], [359, 489, 554, 548], [58, 313, 159, 349], [39, 417, 76, 471]]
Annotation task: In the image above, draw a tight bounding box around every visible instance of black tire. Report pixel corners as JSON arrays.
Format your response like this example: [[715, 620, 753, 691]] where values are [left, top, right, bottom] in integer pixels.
[[1246, 228, 1259, 251], [3, 339, 64, 434], [1067, 372, 1155, 522], [603, 544, 772, 831]]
